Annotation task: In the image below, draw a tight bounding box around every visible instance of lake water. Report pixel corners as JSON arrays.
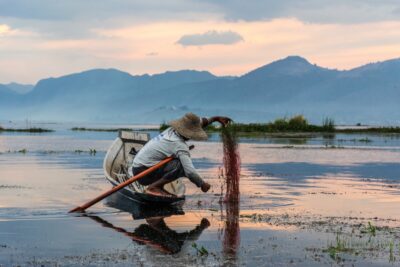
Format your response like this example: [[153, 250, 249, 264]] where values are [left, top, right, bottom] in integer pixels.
[[1, 122, 400, 266]]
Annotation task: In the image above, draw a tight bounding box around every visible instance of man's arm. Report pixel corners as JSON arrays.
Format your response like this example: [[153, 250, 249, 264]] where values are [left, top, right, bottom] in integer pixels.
[[201, 116, 232, 128], [177, 152, 210, 192]]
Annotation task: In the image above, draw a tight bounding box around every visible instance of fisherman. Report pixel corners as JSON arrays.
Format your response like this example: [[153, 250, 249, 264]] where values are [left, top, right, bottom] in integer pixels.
[[132, 113, 231, 197]]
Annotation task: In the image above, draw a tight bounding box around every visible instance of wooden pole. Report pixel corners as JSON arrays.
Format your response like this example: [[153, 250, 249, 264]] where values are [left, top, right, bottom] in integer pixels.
[[69, 157, 173, 213]]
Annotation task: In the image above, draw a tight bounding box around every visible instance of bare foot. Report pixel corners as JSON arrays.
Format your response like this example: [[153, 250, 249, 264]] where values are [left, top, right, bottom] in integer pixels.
[[162, 188, 177, 197], [145, 187, 173, 198]]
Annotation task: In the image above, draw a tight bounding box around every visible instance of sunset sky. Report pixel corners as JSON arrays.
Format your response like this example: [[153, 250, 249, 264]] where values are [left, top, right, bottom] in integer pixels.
[[1, 0, 400, 83]]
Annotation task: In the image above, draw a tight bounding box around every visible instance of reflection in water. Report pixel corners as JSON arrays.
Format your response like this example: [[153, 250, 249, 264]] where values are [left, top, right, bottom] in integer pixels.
[[223, 201, 240, 263], [220, 127, 241, 265], [105, 192, 185, 219], [86, 193, 210, 254], [87, 214, 210, 254]]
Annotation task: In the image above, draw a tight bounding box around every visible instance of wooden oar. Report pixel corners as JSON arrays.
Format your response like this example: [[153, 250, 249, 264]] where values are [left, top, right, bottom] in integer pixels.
[[69, 156, 174, 213]]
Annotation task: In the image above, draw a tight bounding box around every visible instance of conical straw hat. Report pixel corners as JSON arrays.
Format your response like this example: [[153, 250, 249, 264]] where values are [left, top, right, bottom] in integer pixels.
[[169, 113, 208, 141]]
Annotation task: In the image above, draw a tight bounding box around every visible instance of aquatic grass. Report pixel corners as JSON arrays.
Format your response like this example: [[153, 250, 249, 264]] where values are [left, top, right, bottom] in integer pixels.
[[339, 127, 400, 134], [159, 122, 169, 132], [71, 127, 149, 132], [322, 117, 335, 132], [159, 115, 400, 134], [89, 148, 97, 155], [192, 243, 209, 256], [323, 233, 354, 261], [230, 115, 336, 133], [389, 240, 395, 262], [159, 123, 219, 132], [358, 137, 372, 143], [361, 221, 377, 236], [0, 127, 53, 133]]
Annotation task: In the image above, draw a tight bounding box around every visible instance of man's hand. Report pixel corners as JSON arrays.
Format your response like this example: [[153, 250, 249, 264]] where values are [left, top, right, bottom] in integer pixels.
[[201, 182, 211, 193], [202, 116, 232, 128], [214, 116, 232, 126]]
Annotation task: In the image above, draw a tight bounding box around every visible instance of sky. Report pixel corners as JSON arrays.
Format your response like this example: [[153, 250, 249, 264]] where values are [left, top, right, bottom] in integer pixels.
[[1, 0, 400, 84]]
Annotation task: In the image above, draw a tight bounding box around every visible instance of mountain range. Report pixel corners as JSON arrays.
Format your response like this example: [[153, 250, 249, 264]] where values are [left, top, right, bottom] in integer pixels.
[[1, 56, 399, 124]]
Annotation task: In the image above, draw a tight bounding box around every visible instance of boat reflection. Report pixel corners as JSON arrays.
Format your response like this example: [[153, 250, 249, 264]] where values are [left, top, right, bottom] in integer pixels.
[[86, 193, 210, 254]]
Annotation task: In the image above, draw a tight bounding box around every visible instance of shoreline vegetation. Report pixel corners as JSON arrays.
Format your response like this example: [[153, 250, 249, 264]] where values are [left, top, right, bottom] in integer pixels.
[[2, 115, 400, 134], [0, 126, 53, 133], [159, 115, 400, 134], [71, 127, 150, 132]]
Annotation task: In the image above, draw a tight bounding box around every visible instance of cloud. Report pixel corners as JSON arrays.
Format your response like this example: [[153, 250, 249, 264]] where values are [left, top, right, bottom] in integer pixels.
[[0, 24, 10, 36], [199, 0, 400, 24], [0, 0, 216, 38], [1, 1, 400, 83], [177, 30, 243, 46], [1, 0, 400, 40]]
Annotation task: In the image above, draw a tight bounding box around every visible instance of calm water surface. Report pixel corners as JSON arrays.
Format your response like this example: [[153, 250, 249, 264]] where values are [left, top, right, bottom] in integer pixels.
[[0, 122, 400, 266]]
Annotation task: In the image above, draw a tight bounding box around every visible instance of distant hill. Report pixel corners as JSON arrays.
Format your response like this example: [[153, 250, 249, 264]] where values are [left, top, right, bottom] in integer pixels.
[[0, 84, 18, 104], [1, 83, 34, 94], [0, 56, 399, 124]]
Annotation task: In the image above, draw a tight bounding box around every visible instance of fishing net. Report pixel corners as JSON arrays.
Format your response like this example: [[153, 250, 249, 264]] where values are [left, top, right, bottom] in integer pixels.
[[220, 124, 241, 261], [221, 124, 241, 203]]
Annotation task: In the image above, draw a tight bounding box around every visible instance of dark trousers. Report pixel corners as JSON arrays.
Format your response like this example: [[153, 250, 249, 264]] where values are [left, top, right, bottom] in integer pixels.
[[132, 158, 185, 186]]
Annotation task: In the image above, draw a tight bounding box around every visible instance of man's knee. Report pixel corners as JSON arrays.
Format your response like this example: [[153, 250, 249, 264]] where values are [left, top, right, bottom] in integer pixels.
[[163, 158, 185, 178]]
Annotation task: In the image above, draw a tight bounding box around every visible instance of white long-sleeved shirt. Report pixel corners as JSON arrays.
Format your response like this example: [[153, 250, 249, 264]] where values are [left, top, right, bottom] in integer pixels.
[[132, 127, 204, 187]]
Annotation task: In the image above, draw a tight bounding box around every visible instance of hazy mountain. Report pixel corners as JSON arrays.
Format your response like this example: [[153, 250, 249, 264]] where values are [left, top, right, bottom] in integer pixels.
[[1, 56, 399, 124], [0, 84, 18, 105], [2, 83, 34, 94]]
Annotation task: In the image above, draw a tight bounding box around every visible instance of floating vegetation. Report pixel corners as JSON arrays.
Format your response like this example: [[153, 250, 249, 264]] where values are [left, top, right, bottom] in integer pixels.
[[160, 115, 400, 135], [324, 144, 344, 149], [18, 149, 27, 153], [71, 127, 148, 132], [0, 184, 30, 189], [192, 243, 209, 256], [323, 234, 354, 261], [225, 115, 336, 133], [159, 123, 218, 132], [360, 221, 377, 236], [389, 241, 395, 262], [0, 127, 53, 133], [339, 127, 400, 134], [358, 137, 373, 143], [72, 127, 121, 132]]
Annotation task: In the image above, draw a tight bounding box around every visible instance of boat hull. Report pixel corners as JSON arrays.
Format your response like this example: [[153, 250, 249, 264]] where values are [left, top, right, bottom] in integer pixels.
[[103, 131, 186, 205]]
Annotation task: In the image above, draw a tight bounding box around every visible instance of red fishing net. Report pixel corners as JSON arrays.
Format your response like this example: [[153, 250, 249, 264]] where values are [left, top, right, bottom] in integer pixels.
[[221, 125, 241, 261], [221, 125, 241, 202]]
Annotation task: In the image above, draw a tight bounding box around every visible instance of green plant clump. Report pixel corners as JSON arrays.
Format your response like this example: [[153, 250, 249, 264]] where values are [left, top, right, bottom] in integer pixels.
[[323, 234, 353, 261], [228, 115, 336, 133], [159, 123, 219, 132], [192, 242, 209, 256], [0, 127, 53, 133], [360, 221, 377, 236], [71, 127, 143, 132]]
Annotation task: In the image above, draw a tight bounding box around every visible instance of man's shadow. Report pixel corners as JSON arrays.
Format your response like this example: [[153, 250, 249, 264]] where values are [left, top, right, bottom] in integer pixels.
[[84, 193, 210, 254]]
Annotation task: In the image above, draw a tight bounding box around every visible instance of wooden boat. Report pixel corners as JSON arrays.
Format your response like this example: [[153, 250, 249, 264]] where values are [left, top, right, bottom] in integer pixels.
[[105, 192, 185, 220], [103, 130, 185, 204]]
